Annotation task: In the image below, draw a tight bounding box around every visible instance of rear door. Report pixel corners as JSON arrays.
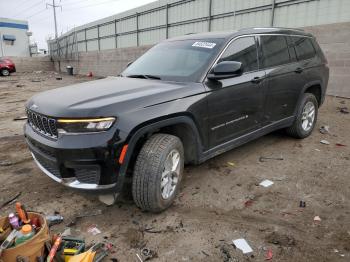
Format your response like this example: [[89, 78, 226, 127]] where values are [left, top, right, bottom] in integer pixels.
[[205, 36, 267, 148], [259, 35, 305, 123]]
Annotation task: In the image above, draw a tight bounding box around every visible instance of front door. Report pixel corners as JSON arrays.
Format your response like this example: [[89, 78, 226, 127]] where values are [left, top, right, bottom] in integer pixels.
[[205, 36, 267, 148]]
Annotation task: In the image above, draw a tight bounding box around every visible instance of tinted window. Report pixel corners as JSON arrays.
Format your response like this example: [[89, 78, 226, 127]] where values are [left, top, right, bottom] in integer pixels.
[[260, 35, 290, 68], [122, 39, 224, 82], [218, 37, 258, 73], [291, 36, 316, 60]]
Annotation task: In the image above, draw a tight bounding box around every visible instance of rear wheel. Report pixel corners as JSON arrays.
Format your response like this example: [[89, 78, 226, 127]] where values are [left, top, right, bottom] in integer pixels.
[[286, 93, 318, 138], [1, 69, 10, 76], [132, 133, 184, 212]]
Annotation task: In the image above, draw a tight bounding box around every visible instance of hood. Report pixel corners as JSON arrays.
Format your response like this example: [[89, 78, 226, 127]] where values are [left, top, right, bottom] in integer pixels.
[[26, 77, 205, 118]]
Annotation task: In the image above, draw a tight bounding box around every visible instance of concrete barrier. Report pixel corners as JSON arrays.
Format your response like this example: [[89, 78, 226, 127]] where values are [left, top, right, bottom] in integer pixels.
[[7, 56, 54, 73]]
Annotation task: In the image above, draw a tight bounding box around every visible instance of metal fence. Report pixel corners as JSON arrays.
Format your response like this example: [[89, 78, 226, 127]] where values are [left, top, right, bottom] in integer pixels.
[[48, 0, 350, 59]]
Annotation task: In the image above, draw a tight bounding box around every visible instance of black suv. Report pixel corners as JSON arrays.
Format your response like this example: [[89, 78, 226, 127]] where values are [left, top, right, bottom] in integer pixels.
[[24, 28, 329, 212]]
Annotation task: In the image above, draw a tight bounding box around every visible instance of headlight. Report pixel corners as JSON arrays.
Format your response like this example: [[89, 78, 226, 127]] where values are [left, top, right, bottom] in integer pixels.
[[57, 117, 116, 133]]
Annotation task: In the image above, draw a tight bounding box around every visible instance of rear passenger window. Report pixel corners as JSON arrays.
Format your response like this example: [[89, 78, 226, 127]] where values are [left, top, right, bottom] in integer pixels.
[[260, 35, 290, 68], [219, 37, 258, 73], [291, 36, 316, 60]]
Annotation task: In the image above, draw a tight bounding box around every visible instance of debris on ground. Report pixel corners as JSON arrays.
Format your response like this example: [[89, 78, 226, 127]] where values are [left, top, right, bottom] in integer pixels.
[[259, 179, 274, 188], [299, 200, 306, 208], [0, 192, 21, 210], [244, 200, 254, 207], [56, 76, 62, 80], [232, 238, 253, 254], [319, 125, 330, 134], [67, 209, 103, 227], [13, 116, 27, 121], [266, 232, 296, 247], [314, 216, 322, 222], [139, 247, 158, 261], [46, 214, 64, 227], [87, 225, 101, 236], [259, 156, 284, 162], [265, 248, 273, 260], [337, 107, 349, 114], [15, 84, 25, 87], [320, 140, 330, 145], [227, 162, 235, 167], [30, 79, 42, 82], [335, 143, 346, 147], [0, 160, 13, 167]]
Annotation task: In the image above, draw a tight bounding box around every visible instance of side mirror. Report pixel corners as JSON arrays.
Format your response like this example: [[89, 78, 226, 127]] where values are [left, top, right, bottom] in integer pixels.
[[207, 61, 243, 80]]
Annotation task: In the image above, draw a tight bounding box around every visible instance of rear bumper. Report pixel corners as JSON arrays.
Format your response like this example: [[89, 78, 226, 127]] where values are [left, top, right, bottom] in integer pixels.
[[24, 122, 126, 192]]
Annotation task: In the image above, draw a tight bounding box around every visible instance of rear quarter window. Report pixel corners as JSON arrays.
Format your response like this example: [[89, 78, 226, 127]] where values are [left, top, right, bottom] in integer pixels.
[[291, 36, 316, 61]]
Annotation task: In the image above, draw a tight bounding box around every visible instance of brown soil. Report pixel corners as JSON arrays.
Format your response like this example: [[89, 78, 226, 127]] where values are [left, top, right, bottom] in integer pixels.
[[0, 72, 349, 261]]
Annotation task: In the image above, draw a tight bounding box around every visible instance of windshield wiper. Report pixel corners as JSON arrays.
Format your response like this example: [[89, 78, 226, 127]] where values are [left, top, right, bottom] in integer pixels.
[[126, 74, 161, 80]]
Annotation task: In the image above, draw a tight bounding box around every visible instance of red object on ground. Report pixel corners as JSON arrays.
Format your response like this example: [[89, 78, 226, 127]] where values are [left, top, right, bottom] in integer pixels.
[[87, 72, 93, 77], [265, 248, 273, 260], [336, 143, 346, 147], [244, 200, 253, 207], [0, 58, 16, 75]]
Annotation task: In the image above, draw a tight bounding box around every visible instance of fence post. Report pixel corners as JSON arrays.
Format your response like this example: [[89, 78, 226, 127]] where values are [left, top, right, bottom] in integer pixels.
[[136, 12, 139, 46], [166, 4, 169, 39], [270, 0, 276, 26], [97, 25, 100, 51], [84, 28, 87, 52], [208, 0, 212, 31], [115, 19, 118, 48]]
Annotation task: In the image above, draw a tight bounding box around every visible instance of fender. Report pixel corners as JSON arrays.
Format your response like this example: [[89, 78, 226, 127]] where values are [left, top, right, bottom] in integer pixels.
[[115, 115, 203, 192]]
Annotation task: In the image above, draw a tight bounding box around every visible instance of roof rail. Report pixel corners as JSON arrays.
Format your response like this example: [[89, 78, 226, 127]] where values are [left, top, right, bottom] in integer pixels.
[[239, 27, 305, 32]]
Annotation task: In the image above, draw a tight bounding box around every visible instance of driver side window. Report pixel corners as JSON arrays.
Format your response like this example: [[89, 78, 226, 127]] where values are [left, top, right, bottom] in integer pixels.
[[218, 37, 258, 73]]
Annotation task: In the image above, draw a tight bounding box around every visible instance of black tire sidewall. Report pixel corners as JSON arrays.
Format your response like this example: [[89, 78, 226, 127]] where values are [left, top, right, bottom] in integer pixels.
[[295, 93, 318, 138]]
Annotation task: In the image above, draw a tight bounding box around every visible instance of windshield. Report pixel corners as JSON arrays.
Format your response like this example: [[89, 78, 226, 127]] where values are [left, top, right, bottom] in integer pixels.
[[122, 39, 225, 82]]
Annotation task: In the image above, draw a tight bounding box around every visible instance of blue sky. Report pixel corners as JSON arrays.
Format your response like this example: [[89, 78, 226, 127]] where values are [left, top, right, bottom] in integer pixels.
[[0, 0, 157, 49]]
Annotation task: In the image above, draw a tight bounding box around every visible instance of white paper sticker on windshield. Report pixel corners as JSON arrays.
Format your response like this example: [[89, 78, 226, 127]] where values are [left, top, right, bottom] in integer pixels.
[[192, 41, 216, 49]]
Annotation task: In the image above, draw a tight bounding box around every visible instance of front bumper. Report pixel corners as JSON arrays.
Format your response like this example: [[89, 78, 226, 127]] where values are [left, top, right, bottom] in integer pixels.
[[24, 122, 125, 192]]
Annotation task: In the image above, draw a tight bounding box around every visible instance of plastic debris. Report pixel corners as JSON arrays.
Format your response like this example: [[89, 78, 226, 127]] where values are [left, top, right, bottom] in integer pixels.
[[315, 149, 321, 152], [313, 216, 321, 222], [336, 143, 346, 147], [259, 180, 274, 188], [259, 156, 283, 162], [320, 140, 330, 145], [299, 201, 306, 208], [338, 107, 349, 114], [87, 225, 101, 235], [265, 248, 273, 260], [319, 125, 330, 134], [232, 238, 253, 254], [227, 162, 236, 167], [244, 200, 254, 207], [46, 215, 64, 226]]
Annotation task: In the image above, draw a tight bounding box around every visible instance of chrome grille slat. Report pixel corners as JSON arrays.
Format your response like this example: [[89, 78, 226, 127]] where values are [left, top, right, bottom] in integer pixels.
[[26, 109, 58, 139]]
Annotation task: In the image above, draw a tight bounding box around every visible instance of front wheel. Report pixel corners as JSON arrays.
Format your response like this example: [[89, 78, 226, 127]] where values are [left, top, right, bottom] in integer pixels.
[[1, 69, 10, 76], [286, 93, 318, 138], [132, 134, 184, 212]]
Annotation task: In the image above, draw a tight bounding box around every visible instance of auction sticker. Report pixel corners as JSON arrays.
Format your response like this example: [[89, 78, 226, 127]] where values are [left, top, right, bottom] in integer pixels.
[[192, 41, 216, 49]]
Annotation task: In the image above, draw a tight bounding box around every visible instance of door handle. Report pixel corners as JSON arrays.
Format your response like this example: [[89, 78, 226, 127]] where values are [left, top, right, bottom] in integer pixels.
[[251, 76, 264, 84], [295, 67, 303, 74]]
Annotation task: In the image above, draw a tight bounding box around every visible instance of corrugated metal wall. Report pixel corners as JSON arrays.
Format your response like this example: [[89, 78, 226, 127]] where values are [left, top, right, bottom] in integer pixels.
[[49, 0, 350, 57]]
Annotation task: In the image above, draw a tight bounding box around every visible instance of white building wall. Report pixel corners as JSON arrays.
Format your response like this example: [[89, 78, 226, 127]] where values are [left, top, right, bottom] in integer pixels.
[[0, 18, 30, 57]]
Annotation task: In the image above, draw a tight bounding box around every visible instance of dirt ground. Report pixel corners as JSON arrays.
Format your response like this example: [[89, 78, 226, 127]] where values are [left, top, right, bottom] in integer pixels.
[[0, 71, 349, 262]]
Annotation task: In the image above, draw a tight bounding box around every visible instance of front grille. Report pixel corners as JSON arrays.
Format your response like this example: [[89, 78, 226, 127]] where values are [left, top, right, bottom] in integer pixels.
[[26, 109, 58, 138]]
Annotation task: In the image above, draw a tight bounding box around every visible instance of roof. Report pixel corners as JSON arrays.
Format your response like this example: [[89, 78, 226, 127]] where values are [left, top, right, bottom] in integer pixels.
[[167, 27, 313, 42], [0, 17, 29, 30]]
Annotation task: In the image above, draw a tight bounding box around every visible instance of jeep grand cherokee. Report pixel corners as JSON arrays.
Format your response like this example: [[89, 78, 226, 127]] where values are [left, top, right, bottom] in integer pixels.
[[24, 28, 329, 212]]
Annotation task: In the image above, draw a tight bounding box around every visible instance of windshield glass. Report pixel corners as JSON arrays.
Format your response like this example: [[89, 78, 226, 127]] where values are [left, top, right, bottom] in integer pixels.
[[122, 39, 225, 82]]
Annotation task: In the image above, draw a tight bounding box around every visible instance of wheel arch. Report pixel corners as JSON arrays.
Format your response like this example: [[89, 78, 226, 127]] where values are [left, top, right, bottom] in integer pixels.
[[116, 114, 204, 191]]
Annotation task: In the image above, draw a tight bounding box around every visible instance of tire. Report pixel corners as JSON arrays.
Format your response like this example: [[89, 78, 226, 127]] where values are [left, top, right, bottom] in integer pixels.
[[132, 133, 184, 212], [1, 69, 10, 76], [286, 93, 318, 138]]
